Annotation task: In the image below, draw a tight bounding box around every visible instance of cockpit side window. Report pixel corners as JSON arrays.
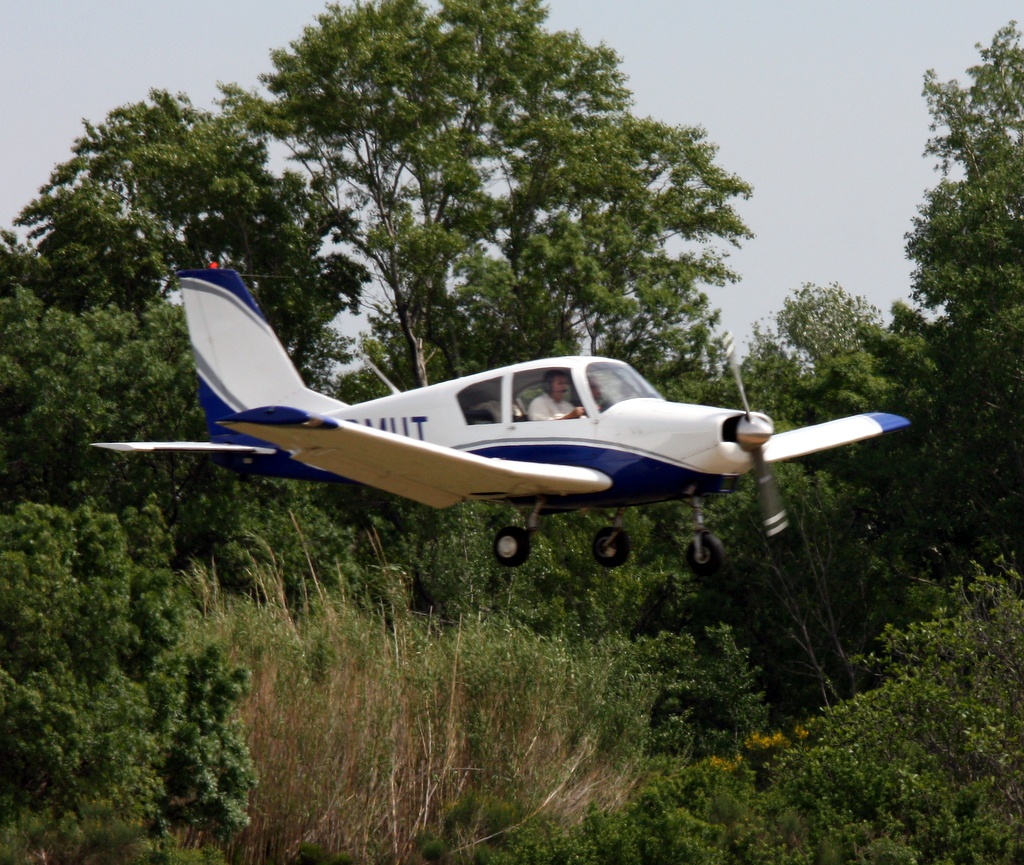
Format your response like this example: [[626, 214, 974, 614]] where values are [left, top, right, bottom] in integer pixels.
[[457, 377, 503, 425], [585, 362, 662, 411], [514, 368, 581, 421]]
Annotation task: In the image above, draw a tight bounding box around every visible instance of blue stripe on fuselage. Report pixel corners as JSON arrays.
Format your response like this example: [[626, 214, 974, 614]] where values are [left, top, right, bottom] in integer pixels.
[[205, 431, 733, 506], [470, 443, 733, 509]]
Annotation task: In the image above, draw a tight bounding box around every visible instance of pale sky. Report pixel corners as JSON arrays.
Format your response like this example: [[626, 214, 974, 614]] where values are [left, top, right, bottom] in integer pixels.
[[3, 2, 1020, 349]]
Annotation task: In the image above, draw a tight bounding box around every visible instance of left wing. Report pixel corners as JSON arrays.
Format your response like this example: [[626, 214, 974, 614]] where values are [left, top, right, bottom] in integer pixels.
[[93, 441, 276, 454], [219, 406, 612, 508], [763, 412, 910, 463]]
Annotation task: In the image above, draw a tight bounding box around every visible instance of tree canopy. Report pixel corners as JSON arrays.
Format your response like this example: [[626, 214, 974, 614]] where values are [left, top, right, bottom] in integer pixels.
[[0, 503, 253, 838], [894, 22, 1024, 577], [238, 0, 750, 386], [4, 7, 1024, 863]]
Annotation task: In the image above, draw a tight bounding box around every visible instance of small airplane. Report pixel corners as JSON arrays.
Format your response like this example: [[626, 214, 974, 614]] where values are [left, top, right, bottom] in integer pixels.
[[94, 267, 909, 575]]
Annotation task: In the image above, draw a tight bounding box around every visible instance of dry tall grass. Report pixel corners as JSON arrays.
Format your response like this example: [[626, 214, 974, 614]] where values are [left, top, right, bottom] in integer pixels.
[[182, 560, 651, 864]]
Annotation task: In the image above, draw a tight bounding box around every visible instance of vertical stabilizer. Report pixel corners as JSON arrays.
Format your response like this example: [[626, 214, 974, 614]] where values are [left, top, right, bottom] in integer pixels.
[[177, 269, 346, 434]]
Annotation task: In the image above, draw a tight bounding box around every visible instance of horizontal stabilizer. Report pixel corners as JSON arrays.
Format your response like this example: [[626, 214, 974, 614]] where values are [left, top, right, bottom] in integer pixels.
[[219, 406, 612, 508], [92, 441, 276, 454], [764, 412, 910, 463]]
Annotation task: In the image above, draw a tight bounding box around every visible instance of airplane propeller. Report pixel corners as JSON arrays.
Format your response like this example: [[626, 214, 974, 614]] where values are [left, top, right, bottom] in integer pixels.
[[724, 334, 789, 537]]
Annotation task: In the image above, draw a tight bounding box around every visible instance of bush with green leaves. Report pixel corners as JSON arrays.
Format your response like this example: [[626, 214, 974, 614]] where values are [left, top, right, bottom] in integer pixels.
[[0, 502, 254, 838], [771, 575, 1024, 863], [639, 626, 768, 759]]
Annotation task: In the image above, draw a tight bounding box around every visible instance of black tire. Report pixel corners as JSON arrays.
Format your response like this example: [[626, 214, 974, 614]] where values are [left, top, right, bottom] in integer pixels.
[[593, 527, 631, 568], [685, 531, 725, 576], [494, 526, 531, 567]]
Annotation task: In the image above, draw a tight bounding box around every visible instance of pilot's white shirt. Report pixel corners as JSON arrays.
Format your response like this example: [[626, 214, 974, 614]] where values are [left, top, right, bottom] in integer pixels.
[[527, 393, 576, 421]]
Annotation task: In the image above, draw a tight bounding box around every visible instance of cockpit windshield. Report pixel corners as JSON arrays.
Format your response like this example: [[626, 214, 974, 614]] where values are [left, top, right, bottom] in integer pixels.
[[585, 362, 662, 411]]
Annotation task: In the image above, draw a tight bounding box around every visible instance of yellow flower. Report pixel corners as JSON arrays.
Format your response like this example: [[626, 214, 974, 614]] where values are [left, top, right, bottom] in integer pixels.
[[709, 755, 743, 772], [745, 730, 790, 752]]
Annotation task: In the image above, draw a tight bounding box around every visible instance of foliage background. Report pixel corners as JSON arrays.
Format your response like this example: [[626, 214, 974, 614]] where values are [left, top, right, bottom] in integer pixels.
[[3, 3, 1024, 863]]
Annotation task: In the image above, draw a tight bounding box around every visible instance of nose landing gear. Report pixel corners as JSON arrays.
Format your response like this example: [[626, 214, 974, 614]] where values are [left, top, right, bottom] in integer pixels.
[[685, 496, 724, 576], [493, 499, 724, 574]]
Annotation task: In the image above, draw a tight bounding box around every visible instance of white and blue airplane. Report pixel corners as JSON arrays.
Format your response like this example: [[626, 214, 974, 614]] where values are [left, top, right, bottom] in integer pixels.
[[95, 267, 909, 574]]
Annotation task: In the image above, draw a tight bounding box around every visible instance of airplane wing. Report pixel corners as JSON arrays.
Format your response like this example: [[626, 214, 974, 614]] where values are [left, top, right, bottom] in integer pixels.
[[93, 442, 276, 453], [763, 412, 910, 463], [218, 406, 612, 508]]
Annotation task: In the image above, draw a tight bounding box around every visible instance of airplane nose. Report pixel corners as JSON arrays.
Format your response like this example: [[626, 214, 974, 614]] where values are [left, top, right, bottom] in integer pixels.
[[735, 412, 774, 450], [723, 332, 789, 537]]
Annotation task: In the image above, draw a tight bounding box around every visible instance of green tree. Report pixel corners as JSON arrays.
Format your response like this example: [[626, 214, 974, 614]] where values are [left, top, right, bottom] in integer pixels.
[[0, 285, 366, 591], [0, 502, 254, 838], [710, 467, 914, 713], [504, 575, 1024, 865], [751, 282, 882, 374], [696, 285, 909, 715], [773, 576, 1024, 863], [5, 89, 362, 385], [0, 290, 202, 516], [640, 625, 768, 759], [745, 282, 890, 426], [899, 22, 1024, 576], [246, 0, 749, 387], [0, 93, 375, 584], [455, 111, 745, 384]]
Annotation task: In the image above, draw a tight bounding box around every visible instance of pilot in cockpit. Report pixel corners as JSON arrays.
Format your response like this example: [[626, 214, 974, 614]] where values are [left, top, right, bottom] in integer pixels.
[[527, 370, 586, 420]]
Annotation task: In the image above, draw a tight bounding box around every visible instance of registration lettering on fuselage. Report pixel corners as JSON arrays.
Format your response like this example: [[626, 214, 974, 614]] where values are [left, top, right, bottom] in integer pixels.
[[361, 416, 428, 440]]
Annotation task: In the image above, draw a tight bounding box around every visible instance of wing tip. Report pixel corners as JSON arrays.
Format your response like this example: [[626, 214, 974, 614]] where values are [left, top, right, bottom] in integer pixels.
[[865, 412, 911, 434]]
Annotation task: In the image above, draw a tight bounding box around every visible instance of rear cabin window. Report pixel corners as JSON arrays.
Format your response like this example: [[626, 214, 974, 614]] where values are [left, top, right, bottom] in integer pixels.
[[457, 377, 502, 425]]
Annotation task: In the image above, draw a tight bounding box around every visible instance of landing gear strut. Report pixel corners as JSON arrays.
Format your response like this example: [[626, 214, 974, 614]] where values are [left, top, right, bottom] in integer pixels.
[[592, 509, 631, 568], [685, 496, 724, 576], [493, 502, 543, 567], [493, 497, 724, 575], [493, 503, 635, 568]]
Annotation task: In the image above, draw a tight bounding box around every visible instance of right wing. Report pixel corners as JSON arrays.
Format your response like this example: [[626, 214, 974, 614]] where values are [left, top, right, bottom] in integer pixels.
[[763, 412, 910, 463]]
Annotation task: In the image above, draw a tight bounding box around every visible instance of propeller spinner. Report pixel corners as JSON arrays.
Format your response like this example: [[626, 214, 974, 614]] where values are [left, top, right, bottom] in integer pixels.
[[724, 334, 789, 537]]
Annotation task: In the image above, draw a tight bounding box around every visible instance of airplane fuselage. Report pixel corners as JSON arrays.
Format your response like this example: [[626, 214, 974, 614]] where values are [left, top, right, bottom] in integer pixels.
[[211, 356, 753, 510], [95, 267, 909, 571]]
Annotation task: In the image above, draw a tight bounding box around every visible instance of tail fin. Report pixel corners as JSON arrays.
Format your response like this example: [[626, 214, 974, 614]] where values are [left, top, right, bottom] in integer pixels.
[[178, 268, 346, 435]]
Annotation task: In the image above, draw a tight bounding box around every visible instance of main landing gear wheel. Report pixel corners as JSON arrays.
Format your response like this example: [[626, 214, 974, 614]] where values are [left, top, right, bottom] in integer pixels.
[[494, 526, 531, 567], [593, 527, 631, 568], [686, 531, 724, 576]]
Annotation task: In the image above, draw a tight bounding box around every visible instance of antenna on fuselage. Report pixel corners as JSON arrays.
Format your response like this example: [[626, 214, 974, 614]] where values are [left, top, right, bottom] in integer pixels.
[[360, 352, 402, 395]]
